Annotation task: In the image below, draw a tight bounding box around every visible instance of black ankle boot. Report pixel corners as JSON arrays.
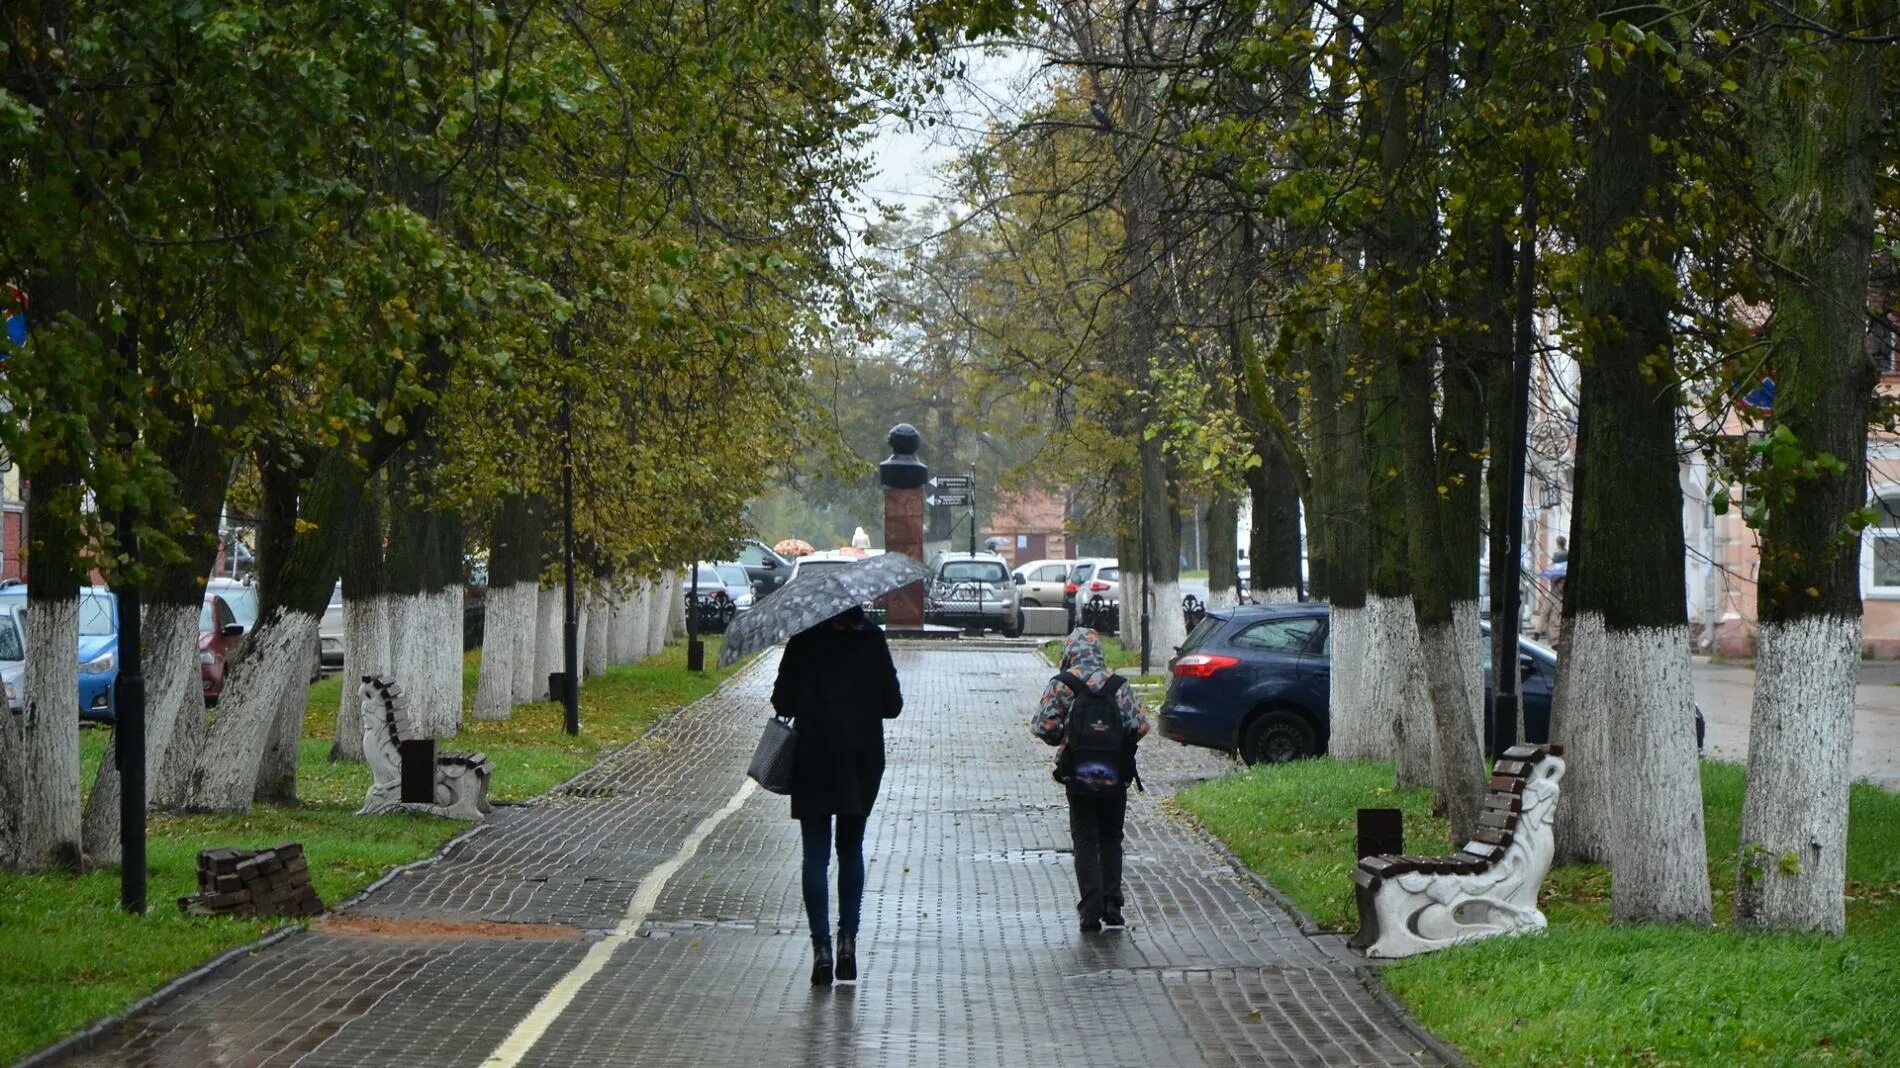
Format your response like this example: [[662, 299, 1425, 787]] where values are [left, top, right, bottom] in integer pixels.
[[835, 933, 857, 982], [811, 939, 834, 986]]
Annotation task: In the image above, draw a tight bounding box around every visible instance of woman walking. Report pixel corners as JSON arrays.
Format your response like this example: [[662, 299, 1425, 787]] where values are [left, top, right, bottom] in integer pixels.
[[770, 606, 903, 985]]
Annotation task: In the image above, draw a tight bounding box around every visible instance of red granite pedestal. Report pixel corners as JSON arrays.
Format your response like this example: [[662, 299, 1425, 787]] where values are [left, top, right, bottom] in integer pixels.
[[884, 486, 925, 628]]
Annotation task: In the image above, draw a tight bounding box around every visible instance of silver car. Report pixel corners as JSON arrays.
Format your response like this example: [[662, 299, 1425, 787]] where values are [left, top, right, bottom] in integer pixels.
[[0, 606, 23, 714], [926, 553, 1022, 636]]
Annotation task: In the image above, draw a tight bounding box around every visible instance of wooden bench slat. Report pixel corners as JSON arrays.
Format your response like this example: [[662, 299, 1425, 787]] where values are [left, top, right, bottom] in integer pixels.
[[1487, 776, 1527, 795], [1483, 793, 1524, 813], [1501, 744, 1544, 761], [1479, 810, 1518, 831], [1491, 759, 1532, 778], [1474, 827, 1514, 848]]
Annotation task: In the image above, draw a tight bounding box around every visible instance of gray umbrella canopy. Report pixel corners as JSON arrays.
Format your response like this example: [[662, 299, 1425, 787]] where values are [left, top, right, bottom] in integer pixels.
[[716, 551, 930, 667]]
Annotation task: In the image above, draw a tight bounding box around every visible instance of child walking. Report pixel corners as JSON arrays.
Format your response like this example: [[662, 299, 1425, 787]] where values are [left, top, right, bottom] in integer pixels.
[[1032, 628, 1151, 932]]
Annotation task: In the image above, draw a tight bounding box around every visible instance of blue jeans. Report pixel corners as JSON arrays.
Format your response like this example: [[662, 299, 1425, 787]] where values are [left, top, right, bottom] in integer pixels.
[[800, 814, 867, 945]]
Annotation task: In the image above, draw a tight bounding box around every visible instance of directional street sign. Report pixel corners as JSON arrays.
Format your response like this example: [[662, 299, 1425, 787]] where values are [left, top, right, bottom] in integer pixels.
[[933, 475, 973, 491], [930, 493, 972, 508]]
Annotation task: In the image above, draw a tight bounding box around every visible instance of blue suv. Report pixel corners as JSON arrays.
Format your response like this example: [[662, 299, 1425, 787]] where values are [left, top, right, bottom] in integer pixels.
[[1157, 603, 1560, 765]]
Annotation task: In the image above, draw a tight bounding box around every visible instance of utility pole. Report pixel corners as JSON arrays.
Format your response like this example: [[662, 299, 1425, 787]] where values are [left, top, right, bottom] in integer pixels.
[[114, 328, 145, 914]]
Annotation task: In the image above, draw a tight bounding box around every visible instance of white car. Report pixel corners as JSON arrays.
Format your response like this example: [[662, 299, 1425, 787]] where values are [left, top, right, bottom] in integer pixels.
[[1011, 558, 1072, 610], [319, 582, 345, 669]]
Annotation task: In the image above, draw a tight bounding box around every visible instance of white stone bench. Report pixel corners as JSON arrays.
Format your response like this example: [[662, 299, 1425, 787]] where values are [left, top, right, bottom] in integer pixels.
[[1349, 743, 1566, 958]]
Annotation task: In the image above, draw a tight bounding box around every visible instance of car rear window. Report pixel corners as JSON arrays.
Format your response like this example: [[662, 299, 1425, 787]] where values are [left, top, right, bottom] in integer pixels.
[[939, 561, 1008, 583], [1233, 616, 1322, 654], [1179, 615, 1222, 654], [1097, 567, 1120, 581]]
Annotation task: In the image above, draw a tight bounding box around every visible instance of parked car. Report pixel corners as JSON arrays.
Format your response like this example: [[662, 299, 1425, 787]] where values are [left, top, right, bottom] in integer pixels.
[[205, 575, 321, 679], [199, 594, 245, 704], [0, 606, 24, 714], [1157, 603, 1702, 766], [1063, 557, 1117, 626], [318, 582, 345, 670], [691, 562, 755, 611], [1011, 558, 1072, 610], [0, 587, 120, 721], [926, 552, 1022, 636], [737, 538, 794, 598]]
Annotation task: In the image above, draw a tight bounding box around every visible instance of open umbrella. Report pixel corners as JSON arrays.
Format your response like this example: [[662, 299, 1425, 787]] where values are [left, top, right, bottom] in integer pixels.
[[718, 551, 929, 667], [773, 538, 815, 558]]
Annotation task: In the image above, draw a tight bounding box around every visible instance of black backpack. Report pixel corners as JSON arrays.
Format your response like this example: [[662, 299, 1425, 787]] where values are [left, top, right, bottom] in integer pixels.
[[1056, 672, 1134, 795]]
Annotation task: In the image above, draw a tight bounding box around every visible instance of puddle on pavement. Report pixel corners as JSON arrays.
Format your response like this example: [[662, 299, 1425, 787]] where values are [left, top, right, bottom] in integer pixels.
[[970, 848, 1071, 864]]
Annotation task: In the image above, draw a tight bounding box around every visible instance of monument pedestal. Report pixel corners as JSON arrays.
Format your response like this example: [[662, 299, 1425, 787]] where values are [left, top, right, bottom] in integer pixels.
[[879, 424, 930, 630]]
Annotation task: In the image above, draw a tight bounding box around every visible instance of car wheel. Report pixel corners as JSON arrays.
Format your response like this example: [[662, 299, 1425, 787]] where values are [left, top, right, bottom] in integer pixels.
[[1003, 612, 1023, 638], [1240, 710, 1317, 766]]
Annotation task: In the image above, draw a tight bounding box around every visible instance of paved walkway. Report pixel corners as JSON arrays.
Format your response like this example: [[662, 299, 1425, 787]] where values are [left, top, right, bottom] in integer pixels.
[[58, 647, 1446, 1067]]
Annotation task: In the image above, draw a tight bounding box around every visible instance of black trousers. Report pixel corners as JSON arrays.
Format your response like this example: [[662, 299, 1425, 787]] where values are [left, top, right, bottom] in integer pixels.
[[1067, 787, 1127, 922]]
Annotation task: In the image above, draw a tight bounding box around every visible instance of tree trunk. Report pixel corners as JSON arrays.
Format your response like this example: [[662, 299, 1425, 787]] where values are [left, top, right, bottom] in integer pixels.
[[474, 583, 525, 720], [583, 582, 612, 677], [3, 586, 82, 872], [1206, 492, 1240, 610], [1736, 6, 1885, 935], [1246, 427, 1305, 603], [1313, 322, 1375, 758], [334, 474, 388, 760], [646, 576, 670, 657], [187, 453, 366, 812], [81, 604, 200, 863], [385, 450, 464, 737], [533, 585, 563, 697], [85, 411, 229, 853], [253, 455, 310, 806], [1571, 5, 1710, 924]]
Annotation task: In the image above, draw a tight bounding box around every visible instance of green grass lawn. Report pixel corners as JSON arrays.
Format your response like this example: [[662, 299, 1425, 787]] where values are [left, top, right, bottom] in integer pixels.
[[1177, 759, 1900, 1065], [0, 637, 740, 1064]]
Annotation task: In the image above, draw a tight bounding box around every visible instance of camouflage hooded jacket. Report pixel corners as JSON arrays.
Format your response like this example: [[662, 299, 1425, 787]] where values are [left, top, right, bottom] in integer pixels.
[[1032, 628, 1150, 746]]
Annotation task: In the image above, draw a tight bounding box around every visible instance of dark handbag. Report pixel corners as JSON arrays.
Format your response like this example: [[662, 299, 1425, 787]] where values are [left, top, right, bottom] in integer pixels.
[[747, 715, 796, 795]]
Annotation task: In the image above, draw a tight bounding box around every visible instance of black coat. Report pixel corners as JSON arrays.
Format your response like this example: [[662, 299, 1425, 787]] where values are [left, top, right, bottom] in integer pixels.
[[770, 620, 903, 820]]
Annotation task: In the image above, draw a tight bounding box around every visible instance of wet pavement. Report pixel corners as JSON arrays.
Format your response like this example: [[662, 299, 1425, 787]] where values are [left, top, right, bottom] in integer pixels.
[[55, 647, 1447, 1067]]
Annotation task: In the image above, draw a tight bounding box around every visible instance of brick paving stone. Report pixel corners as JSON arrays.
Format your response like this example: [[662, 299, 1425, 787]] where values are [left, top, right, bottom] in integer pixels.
[[53, 647, 1449, 1067]]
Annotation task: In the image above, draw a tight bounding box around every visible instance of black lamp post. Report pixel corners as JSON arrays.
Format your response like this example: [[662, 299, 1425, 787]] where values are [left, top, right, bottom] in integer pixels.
[[560, 386, 579, 736], [115, 510, 146, 915], [687, 562, 704, 672]]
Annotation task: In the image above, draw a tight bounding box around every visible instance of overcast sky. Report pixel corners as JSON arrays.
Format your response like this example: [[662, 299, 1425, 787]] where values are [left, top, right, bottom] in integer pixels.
[[846, 47, 1043, 238]]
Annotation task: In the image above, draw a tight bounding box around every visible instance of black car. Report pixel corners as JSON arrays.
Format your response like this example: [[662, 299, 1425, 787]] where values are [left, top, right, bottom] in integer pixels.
[[1156, 603, 1699, 765], [736, 539, 794, 598]]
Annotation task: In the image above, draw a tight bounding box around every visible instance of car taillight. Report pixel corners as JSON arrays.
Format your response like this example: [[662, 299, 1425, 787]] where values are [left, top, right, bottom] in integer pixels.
[[1171, 654, 1239, 678], [1089, 580, 1110, 591], [1065, 582, 1079, 595]]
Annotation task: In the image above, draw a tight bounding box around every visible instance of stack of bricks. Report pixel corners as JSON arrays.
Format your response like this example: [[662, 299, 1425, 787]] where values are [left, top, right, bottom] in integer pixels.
[[179, 843, 325, 919]]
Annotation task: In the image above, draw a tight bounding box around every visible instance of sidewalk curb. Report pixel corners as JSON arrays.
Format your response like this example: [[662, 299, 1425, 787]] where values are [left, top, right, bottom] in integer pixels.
[[13, 647, 772, 1068], [1168, 803, 1473, 1068], [12, 924, 302, 1068]]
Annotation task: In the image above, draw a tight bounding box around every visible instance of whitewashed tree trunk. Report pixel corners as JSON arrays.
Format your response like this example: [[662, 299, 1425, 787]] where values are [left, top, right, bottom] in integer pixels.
[[1258, 586, 1300, 605], [1550, 612, 1614, 864], [187, 609, 321, 812], [1327, 604, 1385, 761], [617, 588, 647, 664], [1736, 616, 1859, 934], [434, 585, 464, 730], [1149, 577, 1186, 661], [82, 603, 201, 862], [1363, 594, 1430, 783], [1605, 622, 1711, 924], [532, 586, 562, 700], [573, 601, 590, 680], [645, 577, 669, 657], [1206, 586, 1240, 611], [2, 597, 82, 871], [584, 584, 611, 677], [333, 594, 390, 761], [389, 588, 461, 738], [667, 571, 687, 638], [508, 579, 539, 703], [474, 582, 525, 720]]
